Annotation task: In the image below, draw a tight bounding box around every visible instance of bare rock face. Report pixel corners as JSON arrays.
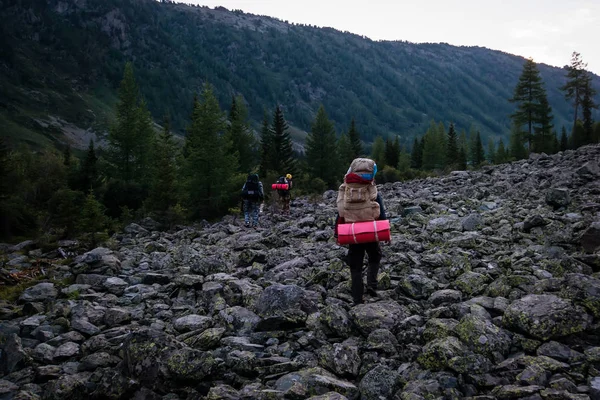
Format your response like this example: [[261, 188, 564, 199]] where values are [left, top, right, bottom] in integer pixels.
[[2, 144, 600, 399]]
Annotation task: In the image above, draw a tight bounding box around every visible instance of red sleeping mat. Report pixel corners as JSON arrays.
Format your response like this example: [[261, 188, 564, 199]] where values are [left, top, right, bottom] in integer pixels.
[[272, 183, 289, 190], [337, 220, 391, 245]]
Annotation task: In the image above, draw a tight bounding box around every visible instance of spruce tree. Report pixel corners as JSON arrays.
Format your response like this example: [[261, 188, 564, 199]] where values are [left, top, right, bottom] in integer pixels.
[[446, 123, 458, 167], [559, 126, 569, 151], [226, 95, 257, 173], [306, 105, 339, 188], [496, 140, 508, 164], [581, 76, 598, 145], [348, 118, 363, 158], [473, 132, 486, 167], [436, 121, 447, 168], [63, 144, 72, 166], [337, 133, 355, 167], [457, 146, 467, 170], [78, 140, 99, 192], [410, 137, 422, 169], [487, 139, 496, 164], [148, 116, 179, 215], [509, 58, 550, 152], [258, 113, 273, 176], [79, 190, 106, 247], [422, 121, 445, 170], [534, 95, 554, 153], [271, 105, 296, 175], [183, 85, 238, 218], [561, 51, 588, 137], [384, 136, 400, 169], [509, 124, 527, 160], [370, 136, 386, 170], [593, 122, 600, 143]]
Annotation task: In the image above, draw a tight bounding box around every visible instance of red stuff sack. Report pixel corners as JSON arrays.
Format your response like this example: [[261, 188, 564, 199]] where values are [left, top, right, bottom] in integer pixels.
[[272, 183, 289, 190], [336, 220, 391, 245]]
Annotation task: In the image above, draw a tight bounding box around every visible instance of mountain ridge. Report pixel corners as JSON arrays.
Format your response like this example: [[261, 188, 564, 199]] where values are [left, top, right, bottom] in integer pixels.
[[1, 0, 599, 150]]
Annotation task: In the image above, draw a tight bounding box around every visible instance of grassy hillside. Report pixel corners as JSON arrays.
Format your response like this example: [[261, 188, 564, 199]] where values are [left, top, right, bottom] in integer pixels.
[[1, 0, 599, 151]]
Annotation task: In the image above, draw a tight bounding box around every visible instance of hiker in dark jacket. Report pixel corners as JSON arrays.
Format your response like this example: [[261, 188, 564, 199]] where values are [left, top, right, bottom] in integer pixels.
[[241, 174, 264, 227], [335, 158, 386, 305]]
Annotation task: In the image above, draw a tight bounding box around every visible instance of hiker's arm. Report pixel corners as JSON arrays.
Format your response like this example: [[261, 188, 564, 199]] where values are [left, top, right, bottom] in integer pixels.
[[376, 193, 386, 220]]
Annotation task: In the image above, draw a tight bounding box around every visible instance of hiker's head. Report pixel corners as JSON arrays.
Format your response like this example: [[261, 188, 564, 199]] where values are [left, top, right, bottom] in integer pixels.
[[347, 158, 377, 181], [286, 174, 292, 180], [248, 173, 259, 182]]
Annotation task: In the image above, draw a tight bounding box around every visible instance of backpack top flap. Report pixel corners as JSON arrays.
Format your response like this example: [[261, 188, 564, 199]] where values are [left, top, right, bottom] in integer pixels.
[[337, 182, 379, 221]]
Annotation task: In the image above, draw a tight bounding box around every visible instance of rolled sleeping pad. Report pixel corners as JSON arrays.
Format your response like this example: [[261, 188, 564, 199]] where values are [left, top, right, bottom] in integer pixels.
[[336, 220, 391, 245], [272, 183, 289, 190]]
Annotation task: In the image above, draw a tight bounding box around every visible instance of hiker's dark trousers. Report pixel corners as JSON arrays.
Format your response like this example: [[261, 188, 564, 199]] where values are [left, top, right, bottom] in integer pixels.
[[348, 241, 381, 303]]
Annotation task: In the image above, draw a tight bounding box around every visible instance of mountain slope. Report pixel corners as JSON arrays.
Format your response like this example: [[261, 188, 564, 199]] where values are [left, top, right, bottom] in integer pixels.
[[1, 0, 599, 150]]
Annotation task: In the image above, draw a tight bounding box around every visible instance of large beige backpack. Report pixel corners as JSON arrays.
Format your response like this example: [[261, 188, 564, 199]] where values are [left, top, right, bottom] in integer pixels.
[[337, 158, 381, 222]]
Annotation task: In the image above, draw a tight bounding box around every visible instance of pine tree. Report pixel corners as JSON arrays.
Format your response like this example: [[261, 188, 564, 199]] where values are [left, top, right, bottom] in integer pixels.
[[446, 123, 458, 167], [422, 122, 439, 170], [594, 122, 600, 143], [496, 140, 508, 164], [271, 105, 296, 175], [78, 140, 99, 192], [436, 121, 447, 168], [534, 94, 554, 153], [561, 51, 588, 137], [581, 76, 598, 145], [473, 132, 486, 167], [148, 116, 179, 214], [559, 126, 569, 151], [79, 190, 106, 247], [258, 112, 273, 176], [570, 120, 586, 149], [384, 135, 400, 169], [370, 136, 386, 170], [107, 62, 155, 184], [348, 118, 363, 158], [337, 133, 355, 167], [487, 139, 496, 164], [410, 137, 423, 169], [509, 124, 527, 160], [226, 95, 257, 173], [457, 146, 467, 170], [306, 105, 339, 188], [509, 58, 551, 152], [183, 85, 238, 218]]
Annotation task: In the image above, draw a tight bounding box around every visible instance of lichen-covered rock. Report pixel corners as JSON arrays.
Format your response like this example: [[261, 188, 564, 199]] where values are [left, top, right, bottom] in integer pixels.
[[274, 367, 358, 399], [397, 274, 439, 300], [173, 314, 213, 333], [560, 273, 600, 317], [319, 304, 353, 338], [502, 294, 590, 340], [359, 365, 401, 400], [349, 301, 410, 335], [418, 336, 469, 370], [42, 372, 92, 400], [254, 284, 317, 330], [18, 283, 58, 304], [453, 271, 490, 296], [366, 329, 399, 354], [423, 318, 459, 342], [454, 314, 512, 360], [317, 341, 361, 378]]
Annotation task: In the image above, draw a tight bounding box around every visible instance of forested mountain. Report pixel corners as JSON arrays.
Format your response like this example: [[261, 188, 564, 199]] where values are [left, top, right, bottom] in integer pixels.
[[1, 0, 599, 149]]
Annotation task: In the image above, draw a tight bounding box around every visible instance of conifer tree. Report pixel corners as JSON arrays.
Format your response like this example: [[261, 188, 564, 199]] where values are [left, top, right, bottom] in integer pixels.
[[446, 123, 458, 167], [570, 120, 586, 149], [410, 137, 423, 169], [509, 124, 527, 160], [370, 136, 386, 170], [457, 146, 467, 170], [487, 139, 496, 164], [534, 95, 554, 153], [258, 113, 273, 176], [384, 135, 400, 169], [226, 95, 257, 173], [107, 63, 155, 184], [306, 105, 339, 188], [78, 140, 99, 192], [559, 126, 569, 151], [496, 140, 508, 164], [148, 116, 179, 214], [594, 122, 600, 143], [509, 58, 551, 152], [348, 118, 363, 158], [79, 190, 106, 247], [183, 85, 238, 218], [436, 121, 447, 168], [63, 145, 72, 166], [337, 133, 355, 167], [561, 51, 588, 136], [473, 132, 486, 167], [581, 77, 598, 145], [271, 105, 296, 175], [422, 121, 445, 170]]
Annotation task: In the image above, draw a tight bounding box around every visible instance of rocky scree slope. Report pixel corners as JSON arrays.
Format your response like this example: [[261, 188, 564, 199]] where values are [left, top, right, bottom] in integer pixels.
[[1, 145, 600, 400]]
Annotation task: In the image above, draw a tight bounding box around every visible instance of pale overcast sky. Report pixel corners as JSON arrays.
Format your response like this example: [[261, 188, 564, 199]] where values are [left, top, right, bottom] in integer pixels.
[[187, 0, 600, 75]]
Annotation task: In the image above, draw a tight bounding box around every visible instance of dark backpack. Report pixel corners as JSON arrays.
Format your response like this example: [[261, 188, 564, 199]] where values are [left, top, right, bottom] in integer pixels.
[[277, 176, 289, 197], [242, 174, 261, 200]]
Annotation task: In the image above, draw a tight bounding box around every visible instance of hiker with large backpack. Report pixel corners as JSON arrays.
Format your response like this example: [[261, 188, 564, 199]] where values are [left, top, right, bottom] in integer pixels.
[[274, 173, 293, 214], [241, 173, 264, 227], [335, 158, 388, 305]]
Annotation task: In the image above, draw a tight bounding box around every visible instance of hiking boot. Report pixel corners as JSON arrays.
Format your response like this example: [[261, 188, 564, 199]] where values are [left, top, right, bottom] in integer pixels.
[[366, 287, 378, 297], [244, 222, 250, 227]]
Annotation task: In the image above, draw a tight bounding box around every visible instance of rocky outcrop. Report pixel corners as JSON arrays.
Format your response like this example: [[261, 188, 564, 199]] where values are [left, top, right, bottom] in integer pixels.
[[1, 144, 599, 399]]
